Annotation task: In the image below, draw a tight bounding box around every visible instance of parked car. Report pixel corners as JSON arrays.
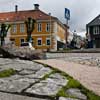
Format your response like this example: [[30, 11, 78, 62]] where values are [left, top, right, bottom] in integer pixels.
[[21, 42, 35, 50]]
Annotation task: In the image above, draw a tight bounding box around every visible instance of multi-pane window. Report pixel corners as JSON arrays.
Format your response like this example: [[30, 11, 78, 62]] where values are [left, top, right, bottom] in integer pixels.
[[20, 24, 25, 33], [37, 23, 42, 32], [93, 26, 99, 35], [12, 24, 17, 33], [46, 38, 50, 45], [37, 38, 42, 46], [46, 23, 50, 32]]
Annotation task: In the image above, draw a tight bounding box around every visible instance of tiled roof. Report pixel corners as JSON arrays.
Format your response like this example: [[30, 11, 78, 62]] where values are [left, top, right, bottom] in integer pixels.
[[0, 9, 57, 22]]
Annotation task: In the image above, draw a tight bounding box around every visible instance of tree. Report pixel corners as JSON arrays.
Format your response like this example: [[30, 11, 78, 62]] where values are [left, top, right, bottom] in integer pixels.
[[0, 23, 10, 46], [25, 17, 36, 43]]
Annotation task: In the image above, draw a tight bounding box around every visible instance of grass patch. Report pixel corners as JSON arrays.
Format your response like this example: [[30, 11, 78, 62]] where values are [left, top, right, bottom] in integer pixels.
[[41, 70, 60, 80], [0, 68, 16, 78], [67, 78, 82, 89], [57, 73, 100, 100], [80, 87, 100, 100]]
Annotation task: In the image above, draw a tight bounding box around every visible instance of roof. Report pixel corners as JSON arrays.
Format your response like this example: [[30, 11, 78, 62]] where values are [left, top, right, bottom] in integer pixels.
[[0, 9, 57, 23], [87, 14, 100, 26]]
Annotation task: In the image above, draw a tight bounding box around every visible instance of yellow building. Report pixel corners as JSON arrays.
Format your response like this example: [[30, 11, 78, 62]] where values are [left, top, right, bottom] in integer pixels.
[[0, 4, 67, 51]]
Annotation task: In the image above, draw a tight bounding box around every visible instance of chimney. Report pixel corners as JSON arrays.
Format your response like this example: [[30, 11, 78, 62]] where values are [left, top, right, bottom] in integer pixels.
[[15, 5, 18, 13], [34, 4, 39, 10]]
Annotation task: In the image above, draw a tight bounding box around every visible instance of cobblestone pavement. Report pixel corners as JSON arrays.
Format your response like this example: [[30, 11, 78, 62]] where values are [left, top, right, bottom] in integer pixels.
[[0, 92, 48, 100], [46, 53, 100, 68], [36, 58, 100, 96], [0, 58, 87, 100]]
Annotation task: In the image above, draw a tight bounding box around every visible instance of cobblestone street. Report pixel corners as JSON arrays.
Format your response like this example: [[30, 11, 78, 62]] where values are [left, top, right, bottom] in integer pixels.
[[46, 53, 100, 68], [0, 57, 87, 100], [0, 53, 100, 100]]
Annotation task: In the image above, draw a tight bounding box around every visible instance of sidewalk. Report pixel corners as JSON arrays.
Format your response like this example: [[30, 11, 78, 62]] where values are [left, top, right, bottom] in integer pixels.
[[0, 92, 48, 100], [35, 59, 100, 96]]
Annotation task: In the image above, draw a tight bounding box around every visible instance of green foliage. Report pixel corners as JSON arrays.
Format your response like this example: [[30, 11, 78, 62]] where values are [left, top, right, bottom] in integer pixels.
[[0, 68, 16, 78], [81, 87, 100, 100], [42, 70, 59, 80], [57, 88, 69, 97], [87, 92, 100, 100], [67, 78, 82, 89]]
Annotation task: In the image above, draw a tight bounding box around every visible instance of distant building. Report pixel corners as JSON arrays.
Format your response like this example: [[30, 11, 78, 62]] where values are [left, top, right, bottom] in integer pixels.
[[70, 33, 83, 49], [0, 4, 68, 51], [86, 14, 100, 48]]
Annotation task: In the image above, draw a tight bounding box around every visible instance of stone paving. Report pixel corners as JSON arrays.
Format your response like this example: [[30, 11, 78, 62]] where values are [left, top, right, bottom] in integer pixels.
[[0, 58, 87, 100], [36, 59, 100, 96], [46, 53, 100, 67]]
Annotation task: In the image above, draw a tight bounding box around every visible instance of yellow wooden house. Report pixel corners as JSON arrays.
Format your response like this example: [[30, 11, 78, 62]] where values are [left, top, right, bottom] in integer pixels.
[[0, 4, 67, 51]]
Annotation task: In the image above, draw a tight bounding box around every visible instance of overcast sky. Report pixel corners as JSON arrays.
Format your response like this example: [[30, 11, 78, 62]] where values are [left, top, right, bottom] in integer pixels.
[[0, 0, 100, 36]]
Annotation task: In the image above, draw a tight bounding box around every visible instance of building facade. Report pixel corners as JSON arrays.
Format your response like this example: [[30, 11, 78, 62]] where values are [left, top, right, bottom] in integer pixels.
[[0, 4, 67, 51], [86, 14, 100, 48]]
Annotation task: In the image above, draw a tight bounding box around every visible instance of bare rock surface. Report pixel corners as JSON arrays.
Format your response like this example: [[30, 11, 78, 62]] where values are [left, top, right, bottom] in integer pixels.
[[0, 57, 89, 100], [66, 88, 87, 100], [59, 97, 79, 100]]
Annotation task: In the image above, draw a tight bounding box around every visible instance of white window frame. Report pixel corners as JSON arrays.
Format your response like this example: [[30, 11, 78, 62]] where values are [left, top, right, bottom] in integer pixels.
[[12, 24, 17, 33], [37, 23, 42, 32], [20, 24, 25, 33], [93, 26, 99, 35], [46, 38, 51, 46], [37, 38, 42, 46], [46, 23, 50, 32]]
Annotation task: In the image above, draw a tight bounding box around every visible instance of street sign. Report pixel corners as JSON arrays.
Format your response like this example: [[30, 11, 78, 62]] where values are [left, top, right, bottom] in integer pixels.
[[65, 8, 70, 20]]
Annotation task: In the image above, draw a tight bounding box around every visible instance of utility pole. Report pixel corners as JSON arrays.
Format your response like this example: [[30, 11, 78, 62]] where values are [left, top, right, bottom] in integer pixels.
[[65, 8, 70, 48]]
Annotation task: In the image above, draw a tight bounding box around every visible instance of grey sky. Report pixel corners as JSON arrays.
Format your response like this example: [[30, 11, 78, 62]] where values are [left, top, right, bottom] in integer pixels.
[[0, 0, 100, 36]]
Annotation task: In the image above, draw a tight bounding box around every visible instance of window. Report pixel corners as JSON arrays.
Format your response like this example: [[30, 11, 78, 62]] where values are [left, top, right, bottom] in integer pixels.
[[46, 38, 50, 45], [46, 23, 50, 32], [37, 38, 42, 46], [37, 23, 42, 32], [93, 26, 99, 35], [20, 38, 25, 46], [12, 24, 17, 33], [20, 24, 25, 33]]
